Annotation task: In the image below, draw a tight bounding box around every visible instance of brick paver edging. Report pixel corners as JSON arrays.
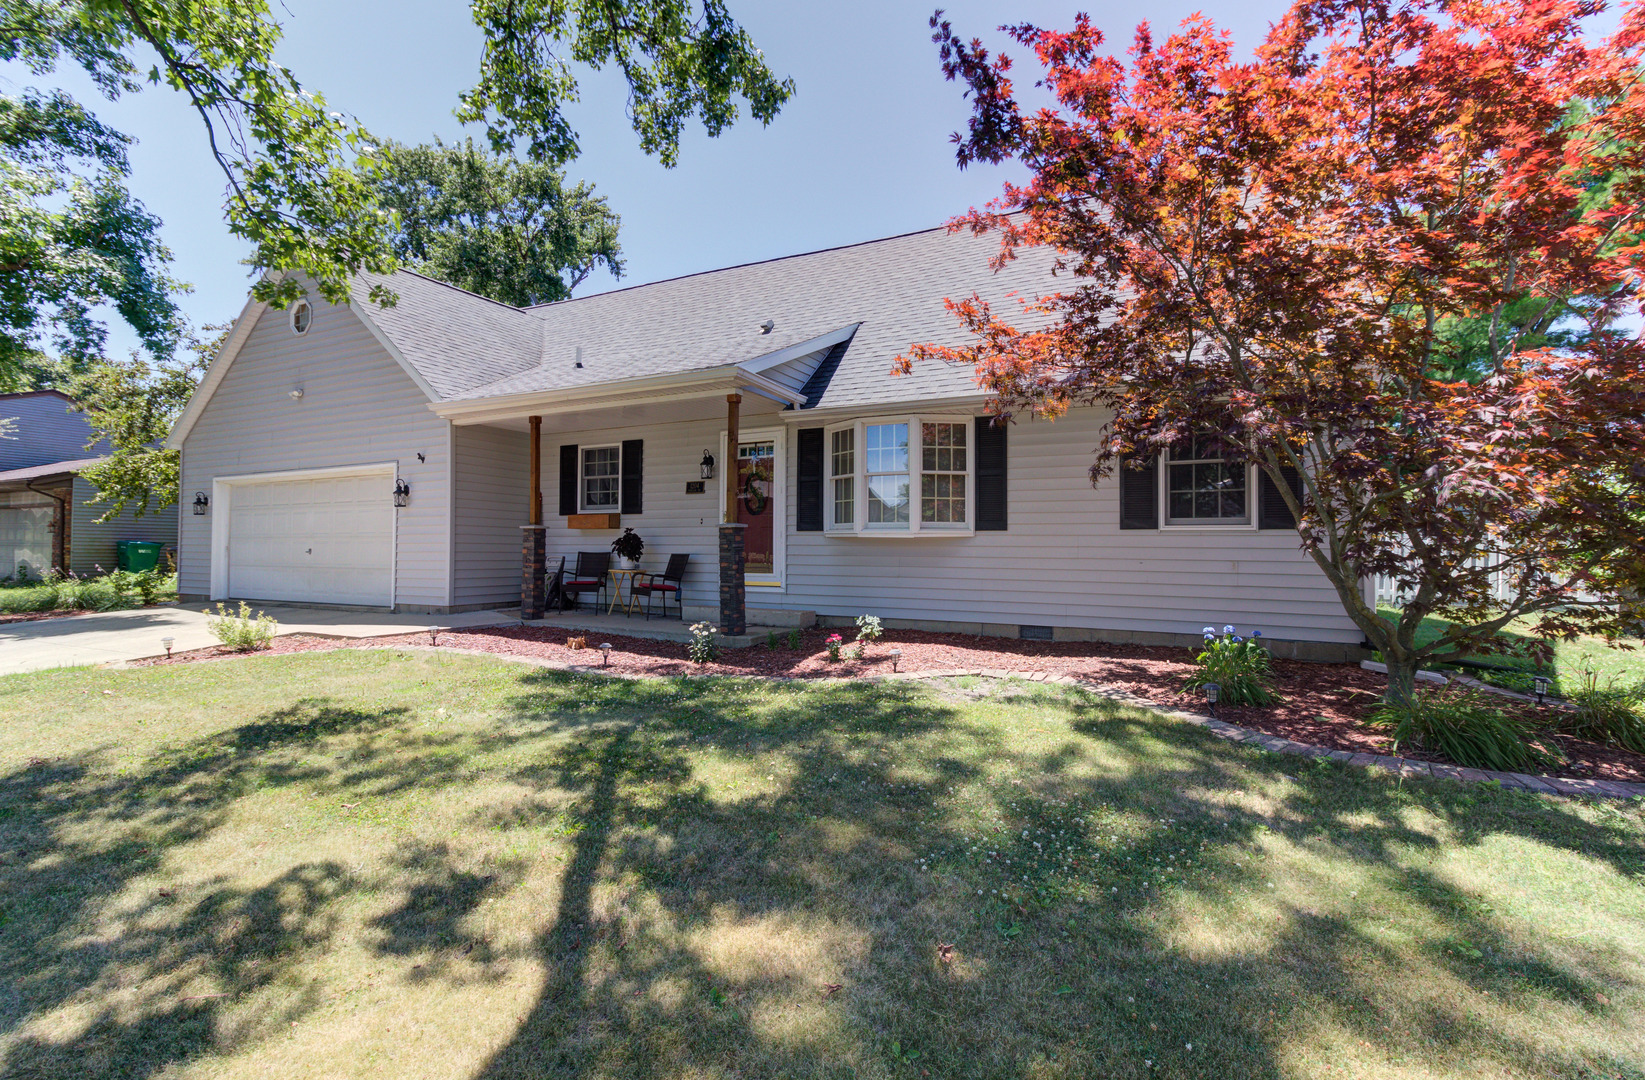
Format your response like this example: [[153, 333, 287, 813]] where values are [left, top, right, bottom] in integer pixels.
[[886, 666, 1645, 800], [130, 643, 1645, 800]]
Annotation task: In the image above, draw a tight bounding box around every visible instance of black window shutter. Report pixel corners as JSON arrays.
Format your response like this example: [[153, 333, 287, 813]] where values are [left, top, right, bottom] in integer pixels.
[[1258, 465, 1302, 530], [558, 444, 578, 516], [1119, 455, 1159, 529], [620, 439, 643, 514], [975, 416, 1007, 531], [795, 427, 824, 531]]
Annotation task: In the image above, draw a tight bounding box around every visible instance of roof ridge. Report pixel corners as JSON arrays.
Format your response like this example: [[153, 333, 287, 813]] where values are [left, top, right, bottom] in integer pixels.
[[381, 267, 537, 315], [524, 222, 954, 311]]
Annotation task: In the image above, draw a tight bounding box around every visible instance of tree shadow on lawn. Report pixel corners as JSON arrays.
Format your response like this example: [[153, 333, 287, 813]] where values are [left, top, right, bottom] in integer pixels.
[[468, 674, 1645, 1079], [0, 663, 1640, 1079]]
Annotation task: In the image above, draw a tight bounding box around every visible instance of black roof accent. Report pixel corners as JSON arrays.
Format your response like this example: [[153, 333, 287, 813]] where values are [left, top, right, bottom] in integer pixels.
[[798, 332, 856, 409]]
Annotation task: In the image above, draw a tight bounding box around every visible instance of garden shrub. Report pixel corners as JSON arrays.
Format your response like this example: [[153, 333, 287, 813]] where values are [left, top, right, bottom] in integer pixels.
[[1368, 686, 1563, 772], [687, 622, 718, 664], [825, 633, 844, 661], [856, 614, 883, 644], [1559, 670, 1645, 753], [206, 601, 277, 652], [1, 566, 177, 614], [1182, 625, 1278, 706]]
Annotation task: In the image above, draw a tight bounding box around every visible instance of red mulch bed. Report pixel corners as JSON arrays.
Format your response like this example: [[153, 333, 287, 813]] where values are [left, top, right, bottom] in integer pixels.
[[0, 611, 79, 625], [137, 625, 1645, 785]]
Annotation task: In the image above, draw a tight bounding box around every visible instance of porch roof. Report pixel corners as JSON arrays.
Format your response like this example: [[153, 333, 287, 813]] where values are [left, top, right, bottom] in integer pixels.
[[0, 456, 103, 486]]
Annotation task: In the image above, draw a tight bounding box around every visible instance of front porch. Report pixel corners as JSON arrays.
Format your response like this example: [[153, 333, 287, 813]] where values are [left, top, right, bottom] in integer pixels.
[[433, 333, 852, 634]]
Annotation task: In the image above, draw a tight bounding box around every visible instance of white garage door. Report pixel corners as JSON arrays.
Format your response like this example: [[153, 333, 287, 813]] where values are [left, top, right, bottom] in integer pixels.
[[227, 473, 393, 606]]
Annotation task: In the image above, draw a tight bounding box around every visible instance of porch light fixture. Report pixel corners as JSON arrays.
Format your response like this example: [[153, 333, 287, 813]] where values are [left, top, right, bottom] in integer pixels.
[[161, 636, 174, 658], [600, 642, 613, 667], [393, 479, 410, 507], [699, 450, 715, 481], [1203, 682, 1220, 716], [192, 491, 209, 516], [889, 647, 902, 673], [1533, 675, 1550, 706]]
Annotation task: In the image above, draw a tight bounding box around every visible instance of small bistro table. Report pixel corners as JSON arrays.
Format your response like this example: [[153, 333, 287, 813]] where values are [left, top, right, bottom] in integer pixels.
[[606, 566, 644, 616]]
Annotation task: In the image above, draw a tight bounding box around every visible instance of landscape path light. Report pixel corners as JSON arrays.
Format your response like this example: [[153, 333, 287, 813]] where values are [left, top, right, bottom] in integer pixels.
[[889, 648, 902, 673], [1204, 682, 1220, 716], [1533, 675, 1550, 706], [161, 636, 174, 658], [600, 642, 613, 667]]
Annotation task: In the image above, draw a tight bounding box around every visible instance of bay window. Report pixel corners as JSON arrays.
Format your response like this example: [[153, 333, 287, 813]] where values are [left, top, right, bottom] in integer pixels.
[[827, 416, 973, 534]]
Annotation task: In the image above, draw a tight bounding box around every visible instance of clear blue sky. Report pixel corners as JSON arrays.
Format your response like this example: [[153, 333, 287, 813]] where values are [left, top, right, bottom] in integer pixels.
[[0, 0, 1308, 352], [13, 0, 1621, 354]]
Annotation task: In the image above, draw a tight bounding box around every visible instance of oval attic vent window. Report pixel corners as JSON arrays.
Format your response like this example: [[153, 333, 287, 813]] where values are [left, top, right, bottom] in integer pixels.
[[290, 300, 312, 335]]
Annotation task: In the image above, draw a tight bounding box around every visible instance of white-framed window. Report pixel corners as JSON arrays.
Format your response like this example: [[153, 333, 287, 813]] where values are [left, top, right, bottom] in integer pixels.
[[289, 300, 312, 336], [1164, 436, 1250, 526], [581, 445, 620, 510], [830, 426, 855, 528], [826, 415, 973, 534]]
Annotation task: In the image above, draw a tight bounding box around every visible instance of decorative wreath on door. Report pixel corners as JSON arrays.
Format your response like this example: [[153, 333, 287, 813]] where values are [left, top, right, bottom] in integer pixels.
[[741, 478, 768, 516]]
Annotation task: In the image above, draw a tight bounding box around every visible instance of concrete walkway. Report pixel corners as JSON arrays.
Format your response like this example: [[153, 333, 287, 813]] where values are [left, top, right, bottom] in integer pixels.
[[0, 604, 519, 675]]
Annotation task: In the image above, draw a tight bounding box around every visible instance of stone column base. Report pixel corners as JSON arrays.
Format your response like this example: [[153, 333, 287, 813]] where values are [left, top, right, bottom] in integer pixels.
[[717, 523, 747, 635], [521, 525, 547, 620]]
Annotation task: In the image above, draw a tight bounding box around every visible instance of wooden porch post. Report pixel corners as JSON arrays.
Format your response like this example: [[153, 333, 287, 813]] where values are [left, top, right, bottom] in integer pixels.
[[521, 414, 547, 619], [529, 415, 542, 525], [718, 393, 746, 634]]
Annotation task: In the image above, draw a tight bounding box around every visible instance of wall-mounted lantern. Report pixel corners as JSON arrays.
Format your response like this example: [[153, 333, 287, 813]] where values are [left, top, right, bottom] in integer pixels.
[[393, 479, 410, 507], [700, 449, 716, 481], [192, 491, 209, 516]]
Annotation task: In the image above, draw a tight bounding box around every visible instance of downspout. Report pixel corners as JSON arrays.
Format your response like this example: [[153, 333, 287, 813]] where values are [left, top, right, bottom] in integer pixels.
[[25, 477, 70, 576]]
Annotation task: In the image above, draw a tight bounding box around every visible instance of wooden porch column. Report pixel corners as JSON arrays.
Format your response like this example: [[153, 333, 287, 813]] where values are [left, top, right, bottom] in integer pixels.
[[521, 414, 547, 619], [529, 415, 542, 524], [718, 393, 747, 635]]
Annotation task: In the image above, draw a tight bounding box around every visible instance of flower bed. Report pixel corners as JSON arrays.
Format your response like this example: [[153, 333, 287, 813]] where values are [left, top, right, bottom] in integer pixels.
[[137, 624, 1645, 784]]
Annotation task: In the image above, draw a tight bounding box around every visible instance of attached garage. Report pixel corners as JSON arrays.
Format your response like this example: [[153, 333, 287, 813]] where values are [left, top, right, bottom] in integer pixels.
[[0, 493, 55, 578], [216, 467, 396, 607]]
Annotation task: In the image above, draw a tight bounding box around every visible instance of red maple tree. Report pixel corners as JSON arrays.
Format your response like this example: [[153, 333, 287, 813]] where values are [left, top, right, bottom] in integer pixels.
[[911, 0, 1645, 701]]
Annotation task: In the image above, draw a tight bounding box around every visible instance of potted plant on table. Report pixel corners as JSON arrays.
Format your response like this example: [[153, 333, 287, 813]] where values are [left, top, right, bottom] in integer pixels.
[[611, 528, 645, 569]]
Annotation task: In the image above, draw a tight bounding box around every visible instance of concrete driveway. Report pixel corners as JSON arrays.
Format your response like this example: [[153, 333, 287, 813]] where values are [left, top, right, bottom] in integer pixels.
[[0, 604, 519, 676]]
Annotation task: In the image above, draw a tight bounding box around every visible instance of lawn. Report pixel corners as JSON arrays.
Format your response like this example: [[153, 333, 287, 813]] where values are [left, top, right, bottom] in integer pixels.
[[1, 651, 1642, 1080], [1377, 606, 1644, 694]]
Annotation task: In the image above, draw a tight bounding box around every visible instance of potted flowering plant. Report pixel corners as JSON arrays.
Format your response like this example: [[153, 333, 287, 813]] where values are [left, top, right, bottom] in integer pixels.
[[610, 528, 644, 569]]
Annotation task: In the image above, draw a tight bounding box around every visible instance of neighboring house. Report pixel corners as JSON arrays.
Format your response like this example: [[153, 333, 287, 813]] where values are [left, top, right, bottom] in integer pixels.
[[167, 225, 1368, 659], [0, 390, 177, 579]]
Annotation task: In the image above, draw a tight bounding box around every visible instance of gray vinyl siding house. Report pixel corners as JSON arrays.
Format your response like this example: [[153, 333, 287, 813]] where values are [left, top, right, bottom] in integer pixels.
[[0, 390, 176, 578], [169, 225, 1367, 657]]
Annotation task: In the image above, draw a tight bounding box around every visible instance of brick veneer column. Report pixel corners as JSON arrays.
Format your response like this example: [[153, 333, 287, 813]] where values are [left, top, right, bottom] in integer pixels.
[[717, 522, 746, 635], [520, 524, 547, 620]]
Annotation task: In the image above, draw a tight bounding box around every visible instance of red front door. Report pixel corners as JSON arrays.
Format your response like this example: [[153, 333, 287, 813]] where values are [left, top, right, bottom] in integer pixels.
[[736, 440, 775, 575]]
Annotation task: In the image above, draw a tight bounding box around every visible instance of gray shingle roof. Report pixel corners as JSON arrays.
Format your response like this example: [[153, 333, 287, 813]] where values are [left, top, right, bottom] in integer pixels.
[[356, 224, 1057, 409]]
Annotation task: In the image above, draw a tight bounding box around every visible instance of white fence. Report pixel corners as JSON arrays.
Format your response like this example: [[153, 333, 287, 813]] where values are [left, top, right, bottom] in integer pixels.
[[1372, 553, 1514, 607]]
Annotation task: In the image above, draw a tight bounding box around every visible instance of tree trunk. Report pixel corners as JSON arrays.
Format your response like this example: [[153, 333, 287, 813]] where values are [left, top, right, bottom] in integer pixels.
[[1381, 651, 1420, 708]]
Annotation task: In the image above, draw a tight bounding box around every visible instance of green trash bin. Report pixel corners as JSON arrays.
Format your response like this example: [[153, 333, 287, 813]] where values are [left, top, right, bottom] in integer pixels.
[[116, 540, 163, 572]]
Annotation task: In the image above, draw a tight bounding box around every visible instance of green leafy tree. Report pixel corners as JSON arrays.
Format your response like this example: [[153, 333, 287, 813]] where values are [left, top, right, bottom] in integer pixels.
[[371, 138, 622, 306], [1, 0, 789, 356], [72, 323, 226, 519], [459, 0, 795, 168], [0, 88, 185, 382]]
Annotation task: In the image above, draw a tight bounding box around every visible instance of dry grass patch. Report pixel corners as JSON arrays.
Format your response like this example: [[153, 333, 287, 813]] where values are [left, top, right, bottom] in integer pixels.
[[0, 652, 1641, 1079]]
